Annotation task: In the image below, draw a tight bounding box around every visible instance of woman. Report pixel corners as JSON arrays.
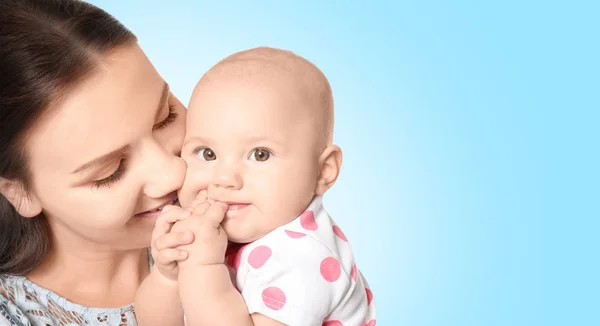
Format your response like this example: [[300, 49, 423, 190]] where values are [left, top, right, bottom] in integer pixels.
[[0, 0, 194, 324]]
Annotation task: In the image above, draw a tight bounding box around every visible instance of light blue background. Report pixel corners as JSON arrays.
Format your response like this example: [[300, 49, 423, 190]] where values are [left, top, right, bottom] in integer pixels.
[[89, 1, 598, 325]]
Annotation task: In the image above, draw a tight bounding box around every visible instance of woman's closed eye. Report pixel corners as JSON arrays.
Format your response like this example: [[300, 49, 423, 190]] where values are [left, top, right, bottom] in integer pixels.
[[153, 104, 179, 131], [92, 159, 127, 189], [90, 102, 178, 189]]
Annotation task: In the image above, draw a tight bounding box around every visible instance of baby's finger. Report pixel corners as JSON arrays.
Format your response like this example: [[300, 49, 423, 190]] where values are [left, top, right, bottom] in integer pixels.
[[190, 199, 203, 209], [156, 248, 188, 266], [192, 201, 211, 216], [157, 206, 188, 227], [154, 231, 194, 251], [152, 208, 192, 240], [203, 201, 229, 225], [196, 189, 208, 202], [190, 190, 208, 207], [162, 204, 178, 213]]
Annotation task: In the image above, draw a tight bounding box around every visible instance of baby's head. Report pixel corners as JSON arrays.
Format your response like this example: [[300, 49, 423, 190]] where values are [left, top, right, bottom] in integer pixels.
[[178, 47, 342, 243]]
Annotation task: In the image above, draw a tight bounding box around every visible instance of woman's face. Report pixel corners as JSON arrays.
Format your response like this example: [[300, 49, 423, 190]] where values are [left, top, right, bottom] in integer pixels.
[[23, 44, 187, 251]]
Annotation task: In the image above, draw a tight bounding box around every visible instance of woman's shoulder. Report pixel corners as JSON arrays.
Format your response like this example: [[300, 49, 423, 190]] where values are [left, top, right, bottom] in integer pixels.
[[0, 274, 33, 326], [0, 273, 137, 325]]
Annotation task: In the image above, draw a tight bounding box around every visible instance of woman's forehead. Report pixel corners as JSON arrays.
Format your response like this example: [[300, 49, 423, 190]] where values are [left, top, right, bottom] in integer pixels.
[[26, 44, 166, 175]]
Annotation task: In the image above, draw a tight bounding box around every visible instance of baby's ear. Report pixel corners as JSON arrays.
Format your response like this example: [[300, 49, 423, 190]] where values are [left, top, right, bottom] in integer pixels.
[[315, 145, 343, 195], [0, 178, 42, 218]]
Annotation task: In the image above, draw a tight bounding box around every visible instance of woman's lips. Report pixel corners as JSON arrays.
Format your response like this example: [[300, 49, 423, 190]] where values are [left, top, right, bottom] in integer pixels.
[[135, 197, 178, 219]]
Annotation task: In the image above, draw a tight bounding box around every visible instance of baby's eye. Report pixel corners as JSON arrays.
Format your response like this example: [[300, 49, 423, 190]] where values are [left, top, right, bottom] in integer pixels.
[[196, 148, 216, 161], [249, 148, 271, 162]]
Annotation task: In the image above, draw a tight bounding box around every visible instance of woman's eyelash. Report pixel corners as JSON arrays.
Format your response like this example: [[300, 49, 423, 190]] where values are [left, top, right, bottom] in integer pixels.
[[153, 105, 179, 131], [92, 160, 127, 189]]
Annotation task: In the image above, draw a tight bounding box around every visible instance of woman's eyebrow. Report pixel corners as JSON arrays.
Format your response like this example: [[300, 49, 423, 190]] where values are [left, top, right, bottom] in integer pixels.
[[71, 144, 130, 174]]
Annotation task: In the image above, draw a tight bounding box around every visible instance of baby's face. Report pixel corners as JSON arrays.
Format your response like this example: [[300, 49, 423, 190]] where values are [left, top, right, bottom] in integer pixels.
[[179, 80, 322, 243]]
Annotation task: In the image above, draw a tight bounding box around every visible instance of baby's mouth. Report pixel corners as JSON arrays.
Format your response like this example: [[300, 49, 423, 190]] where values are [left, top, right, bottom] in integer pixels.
[[227, 203, 250, 211]]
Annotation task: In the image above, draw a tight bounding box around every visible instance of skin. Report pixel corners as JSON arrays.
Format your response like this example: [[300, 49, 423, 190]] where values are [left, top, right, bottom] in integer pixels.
[[137, 47, 343, 326], [0, 43, 193, 310], [179, 47, 338, 243]]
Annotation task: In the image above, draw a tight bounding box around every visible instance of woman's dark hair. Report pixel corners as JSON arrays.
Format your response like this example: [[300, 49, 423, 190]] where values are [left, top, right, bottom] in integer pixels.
[[0, 0, 136, 275]]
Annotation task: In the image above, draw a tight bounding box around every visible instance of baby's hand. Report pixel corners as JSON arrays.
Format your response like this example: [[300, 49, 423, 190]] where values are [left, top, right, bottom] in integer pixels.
[[171, 191, 229, 269], [151, 205, 194, 282]]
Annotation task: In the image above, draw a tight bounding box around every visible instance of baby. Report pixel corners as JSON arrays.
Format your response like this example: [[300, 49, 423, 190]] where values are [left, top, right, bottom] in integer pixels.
[[136, 47, 376, 326]]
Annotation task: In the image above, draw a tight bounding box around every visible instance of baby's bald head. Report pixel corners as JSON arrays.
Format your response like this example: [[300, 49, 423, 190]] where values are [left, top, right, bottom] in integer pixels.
[[192, 47, 334, 146], [183, 47, 343, 223]]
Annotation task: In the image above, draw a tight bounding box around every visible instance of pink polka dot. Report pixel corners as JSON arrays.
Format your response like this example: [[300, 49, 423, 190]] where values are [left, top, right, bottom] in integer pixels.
[[300, 210, 318, 230], [365, 320, 376, 326], [285, 230, 307, 238], [248, 246, 272, 269], [320, 257, 341, 282], [366, 288, 374, 305], [262, 287, 286, 310], [351, 264, 357, 281], [333, 225, 347, 242], [323, 321, 344, 326]]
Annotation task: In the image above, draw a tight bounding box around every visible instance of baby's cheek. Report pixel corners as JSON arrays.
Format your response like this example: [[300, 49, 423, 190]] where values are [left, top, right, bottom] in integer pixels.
[[269, 180, 314, 224]]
